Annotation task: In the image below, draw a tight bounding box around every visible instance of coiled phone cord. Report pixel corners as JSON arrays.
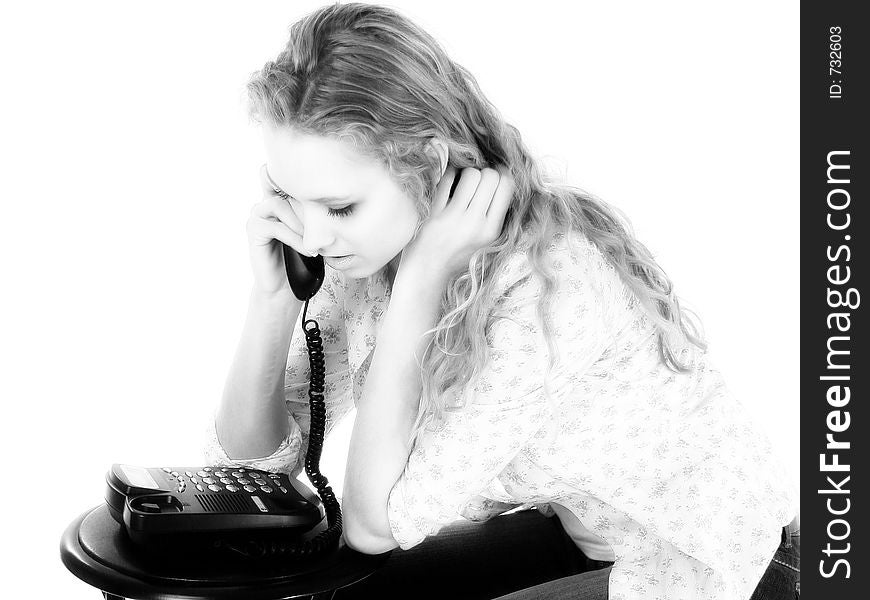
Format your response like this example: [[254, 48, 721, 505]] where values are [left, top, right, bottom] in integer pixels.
[[217, 299, 342, 559]]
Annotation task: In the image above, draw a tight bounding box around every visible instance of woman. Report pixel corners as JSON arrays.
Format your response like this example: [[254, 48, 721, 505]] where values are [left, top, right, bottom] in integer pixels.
[[204, 3, 799, 598]]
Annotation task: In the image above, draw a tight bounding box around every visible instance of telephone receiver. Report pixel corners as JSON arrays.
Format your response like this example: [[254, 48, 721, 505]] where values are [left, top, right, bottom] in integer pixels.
[[283, 245, 325, 301]]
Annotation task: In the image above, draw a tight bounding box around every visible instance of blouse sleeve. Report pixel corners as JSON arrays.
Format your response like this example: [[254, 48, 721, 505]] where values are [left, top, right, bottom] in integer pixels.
[[203, 266, 356, 476], [387, 236, 628, 549]]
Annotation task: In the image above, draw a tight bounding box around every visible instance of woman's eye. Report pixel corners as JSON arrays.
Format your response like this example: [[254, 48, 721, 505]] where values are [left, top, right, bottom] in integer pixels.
[[271, 189, 353, 218], [327, 205, 354, 218]]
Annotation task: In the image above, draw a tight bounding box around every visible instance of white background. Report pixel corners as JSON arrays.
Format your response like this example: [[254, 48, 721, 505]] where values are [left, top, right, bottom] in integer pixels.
[[0, 1, 798, 598]]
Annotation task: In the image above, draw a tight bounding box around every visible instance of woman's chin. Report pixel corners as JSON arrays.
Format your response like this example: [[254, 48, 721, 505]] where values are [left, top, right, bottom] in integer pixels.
[[329, 260, 373, 280], [326, 256, 398, 283]]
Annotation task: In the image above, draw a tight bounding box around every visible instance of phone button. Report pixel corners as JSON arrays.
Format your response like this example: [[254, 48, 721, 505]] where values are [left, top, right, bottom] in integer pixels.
[[243, 485, 257, 493], [259, 485, 273, 493], [225, 484, 240, 492], [196, 484, 204, 492], [207, 484, 221, 492]]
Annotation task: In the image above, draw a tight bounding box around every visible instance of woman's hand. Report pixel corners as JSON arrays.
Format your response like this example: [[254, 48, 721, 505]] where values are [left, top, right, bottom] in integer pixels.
[[246, 164, 313, 296], [400, 165, 515, 279]]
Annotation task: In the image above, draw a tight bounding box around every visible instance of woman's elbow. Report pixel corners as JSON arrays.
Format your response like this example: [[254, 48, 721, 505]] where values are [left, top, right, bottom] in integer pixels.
[[343, 518, 398, 555]]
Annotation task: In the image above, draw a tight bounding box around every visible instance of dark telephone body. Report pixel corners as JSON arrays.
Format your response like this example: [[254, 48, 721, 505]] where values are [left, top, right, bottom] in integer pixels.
[[106, 464, 323, 545]]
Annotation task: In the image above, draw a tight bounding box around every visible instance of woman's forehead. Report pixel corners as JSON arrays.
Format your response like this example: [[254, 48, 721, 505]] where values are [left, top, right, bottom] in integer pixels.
[[262, 126, 384, 195]]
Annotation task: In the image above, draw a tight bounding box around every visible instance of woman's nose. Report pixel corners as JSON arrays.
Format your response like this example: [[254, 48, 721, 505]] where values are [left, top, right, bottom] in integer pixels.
[[300, 214, 335, 256]]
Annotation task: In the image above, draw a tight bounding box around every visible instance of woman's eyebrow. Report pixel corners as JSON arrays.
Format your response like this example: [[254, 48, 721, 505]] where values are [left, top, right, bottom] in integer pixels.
[[264, 167, 351, 203]]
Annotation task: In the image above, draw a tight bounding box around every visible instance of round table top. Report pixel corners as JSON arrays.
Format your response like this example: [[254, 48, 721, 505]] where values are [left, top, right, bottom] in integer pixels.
[[60, 505, 391, 600]]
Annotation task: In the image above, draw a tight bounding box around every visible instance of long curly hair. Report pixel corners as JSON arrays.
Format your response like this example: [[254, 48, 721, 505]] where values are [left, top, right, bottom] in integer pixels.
[[247, 2, 707, 444]]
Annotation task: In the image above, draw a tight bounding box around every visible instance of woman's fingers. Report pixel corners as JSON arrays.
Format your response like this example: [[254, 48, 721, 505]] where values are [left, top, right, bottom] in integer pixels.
[[430, 164, 513, 241], [250, 194, 299, 224], [431, 166, 458, 213], [263, 220, 306, 249], [444, 167, 483, 214], [466, 167, 501, 216], [249, 165, 305, 249], [247, 211, 305, 248], [483, 166, 515, 237], [250, 186, 304, 241], [257, 163, 302, 230]]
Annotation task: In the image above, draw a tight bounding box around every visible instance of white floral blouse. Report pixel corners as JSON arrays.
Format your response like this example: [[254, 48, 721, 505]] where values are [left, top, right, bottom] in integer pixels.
[[204, 231, 798, 599]]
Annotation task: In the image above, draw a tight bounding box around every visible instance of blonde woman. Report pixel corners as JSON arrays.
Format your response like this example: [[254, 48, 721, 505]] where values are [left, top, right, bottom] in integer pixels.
[[205, 3, 799, 598]]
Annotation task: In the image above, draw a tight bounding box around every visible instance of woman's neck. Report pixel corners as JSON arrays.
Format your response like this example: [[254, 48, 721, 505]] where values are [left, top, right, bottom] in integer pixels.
[[385, 254, 401, 289]]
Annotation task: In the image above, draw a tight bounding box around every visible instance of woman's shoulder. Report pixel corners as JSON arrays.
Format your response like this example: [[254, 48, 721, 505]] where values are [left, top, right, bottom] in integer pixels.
[[493, 229, 629, 307]]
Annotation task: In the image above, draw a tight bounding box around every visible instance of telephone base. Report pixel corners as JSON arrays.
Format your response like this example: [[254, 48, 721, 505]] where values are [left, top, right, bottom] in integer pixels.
[[61, 504, 391, 598]]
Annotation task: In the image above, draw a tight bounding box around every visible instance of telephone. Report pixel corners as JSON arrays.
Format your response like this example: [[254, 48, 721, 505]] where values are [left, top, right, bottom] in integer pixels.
[[106, 245, 341, 560]]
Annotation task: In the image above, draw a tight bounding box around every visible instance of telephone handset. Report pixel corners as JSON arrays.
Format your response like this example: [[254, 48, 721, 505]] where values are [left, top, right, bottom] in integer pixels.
[[105, 243, 341, 560], [283, 244, 324, 302]]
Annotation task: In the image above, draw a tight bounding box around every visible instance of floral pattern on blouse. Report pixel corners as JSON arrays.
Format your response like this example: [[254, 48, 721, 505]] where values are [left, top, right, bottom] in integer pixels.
[[204, 231, 798, 600]]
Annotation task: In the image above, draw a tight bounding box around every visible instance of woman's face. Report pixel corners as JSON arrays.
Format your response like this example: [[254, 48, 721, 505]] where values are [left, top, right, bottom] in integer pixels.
[[261, 125, 420, 279]]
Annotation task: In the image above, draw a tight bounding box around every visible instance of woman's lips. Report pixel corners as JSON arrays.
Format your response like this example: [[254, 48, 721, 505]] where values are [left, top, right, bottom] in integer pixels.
[[325, 254, 354, 267]]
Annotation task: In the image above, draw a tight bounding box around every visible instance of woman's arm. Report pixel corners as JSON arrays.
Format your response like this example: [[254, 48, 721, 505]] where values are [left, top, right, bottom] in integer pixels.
[[342, 263, 449, 553], [213, 164, 312, 462], [215, 286, 303, 459], [207, 264, 354, 475], [342, 165, 514, 553]]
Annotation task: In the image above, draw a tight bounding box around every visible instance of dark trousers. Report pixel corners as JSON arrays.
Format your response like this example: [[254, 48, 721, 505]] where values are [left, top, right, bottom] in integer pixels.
[[334, 509, 610, 600], [334, 509, 800, 600]]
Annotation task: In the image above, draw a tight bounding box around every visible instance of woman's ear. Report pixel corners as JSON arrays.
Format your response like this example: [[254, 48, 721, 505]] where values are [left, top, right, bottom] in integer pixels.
[[426, 138, 449, 179]]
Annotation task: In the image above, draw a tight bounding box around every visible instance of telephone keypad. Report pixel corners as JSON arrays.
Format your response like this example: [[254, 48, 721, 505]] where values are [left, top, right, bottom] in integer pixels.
[[160, 466, 294, 496]]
